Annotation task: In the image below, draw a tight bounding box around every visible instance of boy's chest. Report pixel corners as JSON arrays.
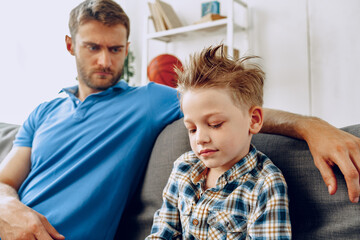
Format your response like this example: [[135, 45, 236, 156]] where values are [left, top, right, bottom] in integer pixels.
[[177, 180, 254, 240]]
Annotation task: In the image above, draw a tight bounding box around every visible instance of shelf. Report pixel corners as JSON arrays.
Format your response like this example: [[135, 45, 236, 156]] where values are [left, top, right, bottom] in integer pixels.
[[141, 0, 249, 85], [147, 19, 246, 42]]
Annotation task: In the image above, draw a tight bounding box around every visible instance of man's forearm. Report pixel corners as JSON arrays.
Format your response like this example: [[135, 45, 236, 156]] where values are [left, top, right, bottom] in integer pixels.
[[261, 108, 324, 140], [0, 182, 20, 202]]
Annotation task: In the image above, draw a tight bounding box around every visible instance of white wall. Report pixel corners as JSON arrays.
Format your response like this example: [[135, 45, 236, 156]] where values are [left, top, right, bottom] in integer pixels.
[[0, 0, 359, 127], [308, 0, 360, 127], [248, 0, 311, 115], [0, 1, 82, 124]]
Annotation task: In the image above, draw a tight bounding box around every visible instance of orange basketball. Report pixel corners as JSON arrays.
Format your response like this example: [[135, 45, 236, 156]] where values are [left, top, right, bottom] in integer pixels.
[[147, 54, 183, 88]]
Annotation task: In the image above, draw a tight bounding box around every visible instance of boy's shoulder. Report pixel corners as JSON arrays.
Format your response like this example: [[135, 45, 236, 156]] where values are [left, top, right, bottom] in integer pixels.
[[252, 148, 287, 189], [255, 150, 284, 176], [173, 151, 200, 171]]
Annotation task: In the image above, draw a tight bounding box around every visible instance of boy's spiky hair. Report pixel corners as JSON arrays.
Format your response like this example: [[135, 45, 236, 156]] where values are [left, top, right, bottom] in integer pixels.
[[176, 44, 265, 110]]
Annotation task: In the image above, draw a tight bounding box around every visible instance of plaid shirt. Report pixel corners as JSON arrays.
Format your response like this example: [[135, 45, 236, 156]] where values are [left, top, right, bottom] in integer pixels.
[[146, 145, 291, 240]]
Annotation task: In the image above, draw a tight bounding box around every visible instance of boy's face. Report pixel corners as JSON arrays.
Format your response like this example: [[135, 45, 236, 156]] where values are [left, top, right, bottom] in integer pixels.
[[182, 88, 260, 174]]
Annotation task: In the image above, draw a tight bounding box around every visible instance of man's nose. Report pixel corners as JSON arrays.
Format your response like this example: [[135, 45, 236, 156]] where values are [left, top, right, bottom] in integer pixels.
[[97, 50, 112, 68]]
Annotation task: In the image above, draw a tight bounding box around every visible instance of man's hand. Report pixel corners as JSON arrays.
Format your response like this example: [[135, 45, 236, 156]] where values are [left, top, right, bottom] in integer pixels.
[[0, 147, 64, 239], [261, 108, 360, 203], [0, 196, 65, 240], [303, 119, 360, 203]]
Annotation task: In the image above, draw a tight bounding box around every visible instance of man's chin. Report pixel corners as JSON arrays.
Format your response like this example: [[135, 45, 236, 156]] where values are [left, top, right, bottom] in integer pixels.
[[88, 79, 120, 91]]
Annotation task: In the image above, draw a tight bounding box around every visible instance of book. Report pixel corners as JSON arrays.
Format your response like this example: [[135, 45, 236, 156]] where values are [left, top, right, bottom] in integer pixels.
[[148, 2, 160, 32], [148, 2, 166, 32], [154, 0, 183, 30]]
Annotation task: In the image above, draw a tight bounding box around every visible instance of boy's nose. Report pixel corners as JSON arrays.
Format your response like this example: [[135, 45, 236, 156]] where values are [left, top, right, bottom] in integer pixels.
[[196, 130, 210, 145]]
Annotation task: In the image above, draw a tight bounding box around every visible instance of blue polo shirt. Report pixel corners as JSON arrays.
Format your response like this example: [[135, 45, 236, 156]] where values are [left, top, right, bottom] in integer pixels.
[[13, 80, 182, 240]]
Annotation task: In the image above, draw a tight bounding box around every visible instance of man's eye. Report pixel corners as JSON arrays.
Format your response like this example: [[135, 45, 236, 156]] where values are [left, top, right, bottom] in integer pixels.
[[111, 47, 121, 53], [88, 45, 99, 51]]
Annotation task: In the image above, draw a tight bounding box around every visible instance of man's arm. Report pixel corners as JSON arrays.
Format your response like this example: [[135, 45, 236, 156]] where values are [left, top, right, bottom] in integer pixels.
[[261, 108, 360, 203], [0, 147, 65, 240]]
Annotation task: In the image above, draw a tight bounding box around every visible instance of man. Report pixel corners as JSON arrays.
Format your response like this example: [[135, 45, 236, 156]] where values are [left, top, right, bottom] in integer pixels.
[[0, 0, 359, 239]]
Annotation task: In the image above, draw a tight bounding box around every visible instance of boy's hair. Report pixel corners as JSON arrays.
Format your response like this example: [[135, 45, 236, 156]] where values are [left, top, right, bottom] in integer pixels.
[[69, 0, 130, 40], [176, 44, 265, 110]]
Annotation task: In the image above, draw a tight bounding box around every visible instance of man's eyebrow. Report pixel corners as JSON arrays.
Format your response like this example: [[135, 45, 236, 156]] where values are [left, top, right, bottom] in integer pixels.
[[83, 41, 98, 46], [82, 42, 125, 48], [109, 45, 126, 49]]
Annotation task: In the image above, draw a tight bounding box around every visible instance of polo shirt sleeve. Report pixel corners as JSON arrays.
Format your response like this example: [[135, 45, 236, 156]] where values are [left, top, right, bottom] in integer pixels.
[[146, 82, 183, 127], [13, 103, 47, 148]]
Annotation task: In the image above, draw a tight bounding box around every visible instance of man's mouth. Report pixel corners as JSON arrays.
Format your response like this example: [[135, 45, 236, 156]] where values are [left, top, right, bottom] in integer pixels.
[[94, 71, 112, 76]]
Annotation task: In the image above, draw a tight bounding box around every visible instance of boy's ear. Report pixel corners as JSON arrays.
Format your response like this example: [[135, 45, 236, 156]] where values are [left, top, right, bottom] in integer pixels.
[[65, 35, 75, 55], [249, 106, 263, 135]]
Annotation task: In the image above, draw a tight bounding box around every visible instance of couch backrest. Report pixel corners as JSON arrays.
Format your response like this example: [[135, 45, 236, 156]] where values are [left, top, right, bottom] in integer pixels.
[[1, 121, 359, 239], [117, 119, 360, 240]]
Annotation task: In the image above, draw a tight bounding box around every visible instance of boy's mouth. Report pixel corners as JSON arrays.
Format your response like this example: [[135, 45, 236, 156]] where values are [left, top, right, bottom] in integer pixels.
[[199, 149, 218, 157]]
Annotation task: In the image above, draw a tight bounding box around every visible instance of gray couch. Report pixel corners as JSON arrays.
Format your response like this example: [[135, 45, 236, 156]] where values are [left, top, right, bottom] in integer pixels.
[[1, 120, 360, 239]]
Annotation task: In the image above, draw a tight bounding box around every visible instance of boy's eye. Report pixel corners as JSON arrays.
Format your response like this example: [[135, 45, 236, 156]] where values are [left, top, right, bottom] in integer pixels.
[[188, 129, 196, 134], [210, 122, 223, 129]]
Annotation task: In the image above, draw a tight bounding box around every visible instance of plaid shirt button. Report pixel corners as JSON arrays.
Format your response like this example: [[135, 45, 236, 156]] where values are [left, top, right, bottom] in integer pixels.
[[192, 219, 199, 226]]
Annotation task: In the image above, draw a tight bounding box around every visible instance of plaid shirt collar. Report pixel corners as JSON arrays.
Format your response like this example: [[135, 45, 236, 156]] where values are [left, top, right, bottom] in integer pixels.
[[190, 144, 258, 188]]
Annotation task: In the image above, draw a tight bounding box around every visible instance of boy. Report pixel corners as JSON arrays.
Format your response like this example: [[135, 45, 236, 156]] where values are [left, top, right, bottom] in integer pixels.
[[146, 44, 291, 239]]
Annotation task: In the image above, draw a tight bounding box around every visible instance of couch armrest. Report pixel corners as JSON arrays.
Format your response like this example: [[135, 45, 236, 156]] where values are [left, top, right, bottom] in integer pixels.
[[0, 122, 20, 162]]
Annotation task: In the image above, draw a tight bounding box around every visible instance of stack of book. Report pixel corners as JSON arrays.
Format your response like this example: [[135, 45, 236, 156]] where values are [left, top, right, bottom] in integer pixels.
[[148, 0, 183, 32]]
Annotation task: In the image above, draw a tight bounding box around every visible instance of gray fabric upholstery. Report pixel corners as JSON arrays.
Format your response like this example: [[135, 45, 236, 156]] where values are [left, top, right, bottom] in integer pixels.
[[118, 119, 360, 240], [1, 121, 359, 239], [0, 122, 20, 162]]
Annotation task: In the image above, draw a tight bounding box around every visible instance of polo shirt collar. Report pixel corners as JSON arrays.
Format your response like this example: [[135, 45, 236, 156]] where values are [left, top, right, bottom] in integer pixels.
[[59, 80, 129, 98]]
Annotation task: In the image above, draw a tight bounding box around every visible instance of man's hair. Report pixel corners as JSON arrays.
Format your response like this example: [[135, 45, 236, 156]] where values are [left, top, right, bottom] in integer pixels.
[[69, 0, 130, 39], [176, 44, 265, 110]]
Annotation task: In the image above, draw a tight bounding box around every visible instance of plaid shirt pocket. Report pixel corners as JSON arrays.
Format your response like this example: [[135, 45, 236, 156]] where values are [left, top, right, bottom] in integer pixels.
[[207, 210, 247, 240]]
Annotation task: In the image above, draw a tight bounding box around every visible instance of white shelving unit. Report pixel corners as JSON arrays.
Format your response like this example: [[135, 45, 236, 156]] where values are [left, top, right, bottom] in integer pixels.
[[141, 0, 249, 85]]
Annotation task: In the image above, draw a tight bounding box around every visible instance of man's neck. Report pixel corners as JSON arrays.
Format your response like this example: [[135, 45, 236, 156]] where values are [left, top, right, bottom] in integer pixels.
[[77, 83, 102, 102]]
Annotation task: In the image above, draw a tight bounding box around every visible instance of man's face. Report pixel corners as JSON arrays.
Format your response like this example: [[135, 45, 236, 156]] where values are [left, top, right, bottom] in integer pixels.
[[68, 20, 129, 94]]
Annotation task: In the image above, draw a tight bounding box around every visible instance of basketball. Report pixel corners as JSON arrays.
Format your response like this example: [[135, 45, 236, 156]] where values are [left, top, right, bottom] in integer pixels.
[[147, 54, 183, 88]]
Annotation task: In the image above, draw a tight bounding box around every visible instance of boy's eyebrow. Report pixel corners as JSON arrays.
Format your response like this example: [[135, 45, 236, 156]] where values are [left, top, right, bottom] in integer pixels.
[[184, 112, 225, 123]]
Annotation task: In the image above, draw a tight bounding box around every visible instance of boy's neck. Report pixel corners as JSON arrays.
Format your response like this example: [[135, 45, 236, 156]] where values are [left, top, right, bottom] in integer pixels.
[[204, 168, 222, 190]]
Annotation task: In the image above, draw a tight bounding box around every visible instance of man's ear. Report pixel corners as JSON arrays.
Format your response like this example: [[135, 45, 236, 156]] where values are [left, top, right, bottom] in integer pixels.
[[249, 106, 263, 135], [125, 41, 130, 57], [65, 35, 74, 55]]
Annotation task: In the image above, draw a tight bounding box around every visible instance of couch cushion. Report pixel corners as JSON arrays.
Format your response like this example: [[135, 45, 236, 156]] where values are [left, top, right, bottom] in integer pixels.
[[117, 119, 360, 240]]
